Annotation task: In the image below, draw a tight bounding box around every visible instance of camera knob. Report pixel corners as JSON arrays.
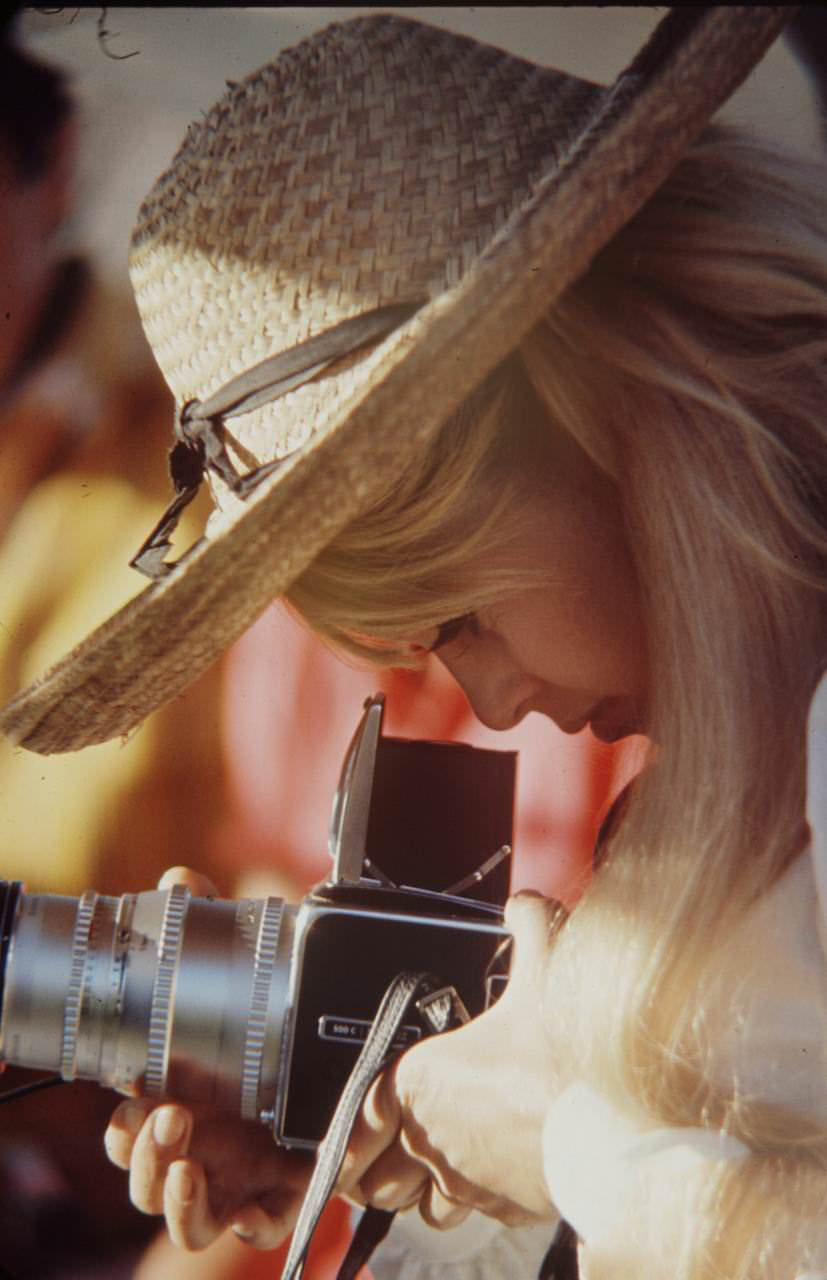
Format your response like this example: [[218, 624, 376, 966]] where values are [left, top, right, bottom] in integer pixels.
[[240, 897, 284, 1121], [60, 891, 98, 1080], [144, 884, 189, 1097]]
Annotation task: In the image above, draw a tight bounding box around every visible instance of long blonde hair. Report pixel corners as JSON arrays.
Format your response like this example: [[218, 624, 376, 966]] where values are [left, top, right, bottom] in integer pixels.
[[534, 126, 827, 1276], [290, 125, 827, 1274]]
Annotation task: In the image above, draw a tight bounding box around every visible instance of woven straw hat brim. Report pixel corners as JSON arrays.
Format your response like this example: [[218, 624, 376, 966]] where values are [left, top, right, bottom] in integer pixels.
[[1, 7, 792, 754]]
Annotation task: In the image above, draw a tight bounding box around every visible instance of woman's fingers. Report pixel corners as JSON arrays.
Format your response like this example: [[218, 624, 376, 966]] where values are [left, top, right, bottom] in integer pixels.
[[230, 1195, 305, 1250], [129, 1104, 193, 1215], [341, 1063, 467, 1221], [163, 1159, 225, 1251], [157, 866, 219, 897], [105, 1087, 315, 1253], [419, 1183, 472, 1231], [502, 891, 564, 991], [355, 1141, 428, 1212], [338, 1068, 402, 1194], [104, 1098, 155, 1169]]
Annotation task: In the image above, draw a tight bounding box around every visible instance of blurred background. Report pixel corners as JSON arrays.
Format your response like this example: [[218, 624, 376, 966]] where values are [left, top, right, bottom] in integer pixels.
[[0, 7, 822, 1278]]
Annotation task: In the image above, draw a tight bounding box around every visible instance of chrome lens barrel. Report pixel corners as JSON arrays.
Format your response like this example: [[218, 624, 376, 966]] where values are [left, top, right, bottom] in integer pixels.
[[0, 882, 296, 1124]]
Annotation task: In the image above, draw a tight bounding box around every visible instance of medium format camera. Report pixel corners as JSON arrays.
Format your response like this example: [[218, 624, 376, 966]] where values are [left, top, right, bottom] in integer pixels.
[[0, 695, 514, 1147]]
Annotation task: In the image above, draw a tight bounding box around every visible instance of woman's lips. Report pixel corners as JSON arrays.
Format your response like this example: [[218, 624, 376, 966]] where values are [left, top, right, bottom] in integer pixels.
[[559, 714, 589, 735], [518, 695, 590, 736], [518, 694, 647, 741], [586, 697, 646, 742]]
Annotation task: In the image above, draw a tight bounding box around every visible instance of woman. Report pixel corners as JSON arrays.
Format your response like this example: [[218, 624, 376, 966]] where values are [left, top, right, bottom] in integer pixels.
[[106, 123, 827, 1280], [5, 10, 824, 1277]]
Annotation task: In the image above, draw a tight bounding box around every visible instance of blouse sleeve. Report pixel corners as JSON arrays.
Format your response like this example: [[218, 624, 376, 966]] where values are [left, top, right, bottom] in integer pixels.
[[541, 673, 827, 1278], [543, 1082, 827, 1280], [367, 1209, 558, 1279], [542, 1082, 748, 1252]]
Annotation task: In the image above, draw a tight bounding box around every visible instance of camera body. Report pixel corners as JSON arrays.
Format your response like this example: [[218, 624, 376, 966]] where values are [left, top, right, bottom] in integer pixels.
[[280, 692, 514, 1145], [276, 881, 506, 1146], [0, 695, 514, 1148]]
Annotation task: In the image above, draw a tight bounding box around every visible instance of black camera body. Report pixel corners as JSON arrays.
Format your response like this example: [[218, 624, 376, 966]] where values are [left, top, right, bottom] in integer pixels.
[[277, 881, 507, 1146], [0, 694, 515, 1149], [255, 692, 514, 1148]]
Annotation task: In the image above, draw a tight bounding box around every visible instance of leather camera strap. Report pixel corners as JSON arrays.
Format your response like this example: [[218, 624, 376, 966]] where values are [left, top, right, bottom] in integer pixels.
[[539, 1219, 580, 1279], [278, 970, 579, 1278], [279, 971, 468, 1280]]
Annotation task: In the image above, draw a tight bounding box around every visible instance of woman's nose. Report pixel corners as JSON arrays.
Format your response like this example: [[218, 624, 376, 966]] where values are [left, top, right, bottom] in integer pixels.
[[434, 642, 529, 732]]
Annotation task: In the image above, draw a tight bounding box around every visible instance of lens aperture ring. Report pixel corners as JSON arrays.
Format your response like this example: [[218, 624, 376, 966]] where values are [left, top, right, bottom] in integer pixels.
[[240, 898, 283, 1121], [144, 885, 189, 1097], [60, 891, 98, 1081]]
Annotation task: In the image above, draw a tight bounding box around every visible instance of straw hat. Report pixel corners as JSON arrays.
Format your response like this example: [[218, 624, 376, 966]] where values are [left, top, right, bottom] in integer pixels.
[[2, 8, 792, 754]]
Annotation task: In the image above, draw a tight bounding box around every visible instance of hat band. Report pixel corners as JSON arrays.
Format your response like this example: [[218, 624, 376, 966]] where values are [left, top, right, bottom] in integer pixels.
[[130, 299, 425, 580]]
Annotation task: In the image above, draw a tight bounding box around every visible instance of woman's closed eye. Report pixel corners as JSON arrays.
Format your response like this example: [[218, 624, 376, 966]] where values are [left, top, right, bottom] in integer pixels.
[[431, 611, 480, 652]]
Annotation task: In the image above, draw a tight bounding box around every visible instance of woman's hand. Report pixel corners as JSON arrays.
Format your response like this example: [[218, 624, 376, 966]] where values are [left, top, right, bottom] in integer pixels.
[[103, 867, 312, 1250], [337, 892, 563, 1230], [105, 1094, 311, 1249]]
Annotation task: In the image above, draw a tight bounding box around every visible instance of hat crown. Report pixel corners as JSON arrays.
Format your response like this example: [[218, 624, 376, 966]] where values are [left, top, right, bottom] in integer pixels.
[[129, 15, 601, 461], [0, 9, 793, 754]]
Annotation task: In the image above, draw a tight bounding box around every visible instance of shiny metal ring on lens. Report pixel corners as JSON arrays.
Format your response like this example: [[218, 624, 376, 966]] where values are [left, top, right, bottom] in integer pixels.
[[240, 898, 283, 1121], [144, 885, 189, 1097], [60, 891, 97, 1080]]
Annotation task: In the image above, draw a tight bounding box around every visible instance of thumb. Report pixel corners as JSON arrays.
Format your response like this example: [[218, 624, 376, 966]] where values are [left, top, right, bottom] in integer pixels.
[[503, 891, 566, 988]]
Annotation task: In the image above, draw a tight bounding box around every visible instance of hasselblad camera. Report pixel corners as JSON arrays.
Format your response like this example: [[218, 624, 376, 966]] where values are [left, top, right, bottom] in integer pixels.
[[0, 694, 514, 1147]]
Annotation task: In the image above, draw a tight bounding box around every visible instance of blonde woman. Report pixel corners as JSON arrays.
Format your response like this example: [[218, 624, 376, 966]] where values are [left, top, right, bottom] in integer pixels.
[[102, 117, 827, 1278], [4, 11, 824, 1278]]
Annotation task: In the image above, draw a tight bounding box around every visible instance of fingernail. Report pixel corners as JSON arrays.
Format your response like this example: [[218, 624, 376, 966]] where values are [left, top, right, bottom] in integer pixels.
[[153, 1106, 186, 1147], [232, 1225, 256, 1242], [169, 1162, 194, 1204], [121, 1103, 147, 1135]]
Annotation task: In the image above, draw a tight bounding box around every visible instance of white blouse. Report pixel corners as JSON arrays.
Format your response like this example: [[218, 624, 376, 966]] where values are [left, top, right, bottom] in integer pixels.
[[544, 672, 827, 1274], [370, 674, 827, 1278]]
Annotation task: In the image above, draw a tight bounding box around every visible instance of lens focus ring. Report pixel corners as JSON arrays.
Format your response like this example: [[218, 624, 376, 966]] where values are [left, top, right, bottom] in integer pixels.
[[60, 891, 98, 1080], [144, 885, 189, 1097], [240, 898, 283, 1121]]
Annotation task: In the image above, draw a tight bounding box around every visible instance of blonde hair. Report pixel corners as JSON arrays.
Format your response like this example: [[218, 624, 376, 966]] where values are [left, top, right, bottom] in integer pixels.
[[290, 125, 827, 1274], [287, 357, 553, 663]]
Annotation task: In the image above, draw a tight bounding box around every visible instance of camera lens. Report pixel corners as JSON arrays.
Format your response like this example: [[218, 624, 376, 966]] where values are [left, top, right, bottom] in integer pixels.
[[0, 882, 296, 1124]]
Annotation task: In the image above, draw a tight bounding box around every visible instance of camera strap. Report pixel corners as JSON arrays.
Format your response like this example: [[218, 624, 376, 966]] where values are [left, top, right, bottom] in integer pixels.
[[280, 970, 468, 1280]]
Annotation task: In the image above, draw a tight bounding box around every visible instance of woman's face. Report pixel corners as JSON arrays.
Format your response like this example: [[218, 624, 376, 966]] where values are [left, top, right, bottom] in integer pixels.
[[412, 433, 649, 743]]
